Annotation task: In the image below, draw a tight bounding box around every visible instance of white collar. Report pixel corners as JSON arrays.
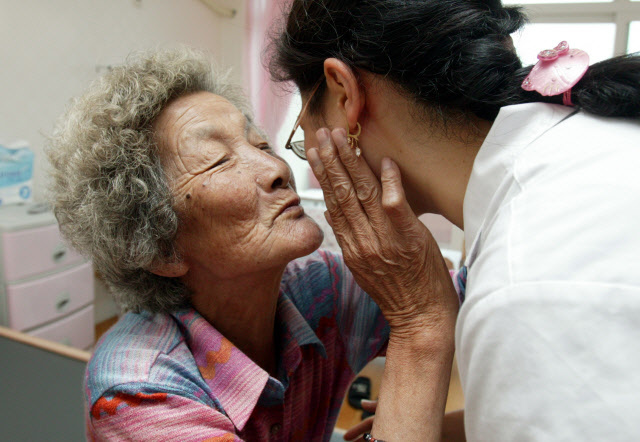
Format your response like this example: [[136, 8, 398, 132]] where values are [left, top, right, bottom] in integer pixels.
[[463, 103, 576, 267]]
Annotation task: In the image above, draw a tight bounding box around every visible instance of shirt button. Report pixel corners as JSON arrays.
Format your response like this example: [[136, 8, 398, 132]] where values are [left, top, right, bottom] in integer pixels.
[[270, 423, 282, 435]]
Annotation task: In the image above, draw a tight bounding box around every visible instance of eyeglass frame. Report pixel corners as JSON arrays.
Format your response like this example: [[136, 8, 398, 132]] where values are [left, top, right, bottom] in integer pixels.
[[284, 78, 324, 160]]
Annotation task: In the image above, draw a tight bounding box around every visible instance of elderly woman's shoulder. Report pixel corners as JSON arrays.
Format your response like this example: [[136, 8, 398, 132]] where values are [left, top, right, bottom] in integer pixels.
[[86, 311, 194, 399], [94, 311, 181, 352]]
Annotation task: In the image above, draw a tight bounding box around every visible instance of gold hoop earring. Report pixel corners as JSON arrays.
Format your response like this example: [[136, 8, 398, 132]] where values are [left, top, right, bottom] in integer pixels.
[[347, 122, 362, 158]]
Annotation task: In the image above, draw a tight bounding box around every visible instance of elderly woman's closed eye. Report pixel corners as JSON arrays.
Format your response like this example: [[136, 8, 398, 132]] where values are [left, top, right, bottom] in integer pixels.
[[47, 48, 389, 441]]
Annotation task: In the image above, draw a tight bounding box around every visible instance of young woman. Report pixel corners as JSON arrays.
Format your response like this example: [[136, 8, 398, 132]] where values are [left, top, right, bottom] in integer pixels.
[[270, 0, 640, 440]]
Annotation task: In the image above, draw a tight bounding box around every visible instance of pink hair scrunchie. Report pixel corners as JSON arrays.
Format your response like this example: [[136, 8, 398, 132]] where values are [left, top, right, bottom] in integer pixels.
[[521, 41, 589, 106]]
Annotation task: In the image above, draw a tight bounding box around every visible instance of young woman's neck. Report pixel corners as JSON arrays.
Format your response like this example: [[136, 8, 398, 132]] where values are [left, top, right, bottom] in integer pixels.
[[363, 80, 492, 229]]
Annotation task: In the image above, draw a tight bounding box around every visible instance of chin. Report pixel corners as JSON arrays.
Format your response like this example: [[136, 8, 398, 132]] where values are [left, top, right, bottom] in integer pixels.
[[285, 216, 325, 260], [299, 216, 325, 254], [304, 224, 325, 254]]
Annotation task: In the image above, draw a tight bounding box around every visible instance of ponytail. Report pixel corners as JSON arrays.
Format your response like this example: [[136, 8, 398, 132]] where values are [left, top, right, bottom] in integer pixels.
[[571, 54, 640, 117]]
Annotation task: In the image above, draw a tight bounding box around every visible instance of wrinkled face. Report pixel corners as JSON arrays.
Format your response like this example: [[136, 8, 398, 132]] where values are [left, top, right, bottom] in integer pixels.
[[154, 91, 323, 280]]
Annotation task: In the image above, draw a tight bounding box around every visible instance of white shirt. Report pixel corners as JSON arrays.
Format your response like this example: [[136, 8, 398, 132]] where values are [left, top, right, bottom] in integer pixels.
[[457, 103, 640, 441]]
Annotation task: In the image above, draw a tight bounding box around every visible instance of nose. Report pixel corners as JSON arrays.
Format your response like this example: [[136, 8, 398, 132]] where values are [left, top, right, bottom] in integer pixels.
[[256, 149, 292, 191]]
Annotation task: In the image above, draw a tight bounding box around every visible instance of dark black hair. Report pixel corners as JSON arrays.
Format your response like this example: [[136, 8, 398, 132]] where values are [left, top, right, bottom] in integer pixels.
[[269, 0, 640, 121]]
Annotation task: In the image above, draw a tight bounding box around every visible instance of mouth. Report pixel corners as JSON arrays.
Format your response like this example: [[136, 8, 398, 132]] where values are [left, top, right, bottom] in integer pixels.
[[277, 196, 304, 218]]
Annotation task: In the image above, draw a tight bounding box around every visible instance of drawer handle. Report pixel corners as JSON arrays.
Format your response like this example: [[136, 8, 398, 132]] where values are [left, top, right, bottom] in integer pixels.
[[27, 202, 50, 215], [56, 292, 71, 312], [52, 245, 67, 263]]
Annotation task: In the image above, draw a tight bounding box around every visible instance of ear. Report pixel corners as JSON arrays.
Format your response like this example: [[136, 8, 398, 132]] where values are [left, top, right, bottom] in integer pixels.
[[150, 259, 189, 278], [323, 58, 365, 134]]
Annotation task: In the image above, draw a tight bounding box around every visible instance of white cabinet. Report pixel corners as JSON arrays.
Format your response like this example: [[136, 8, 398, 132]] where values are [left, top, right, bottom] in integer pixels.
[[0, 203, 94, 349]]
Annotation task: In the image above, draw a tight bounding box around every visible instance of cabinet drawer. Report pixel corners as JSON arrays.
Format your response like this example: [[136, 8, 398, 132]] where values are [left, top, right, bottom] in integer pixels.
[[29, 305, 94, 349], [6, 262, 93, 331], [2, 224, 83, 281]]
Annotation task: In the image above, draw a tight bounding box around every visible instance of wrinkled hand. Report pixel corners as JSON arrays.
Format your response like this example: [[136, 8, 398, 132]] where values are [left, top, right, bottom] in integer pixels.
[[343, 400, 377, 441], [307, 128, 458, 334]]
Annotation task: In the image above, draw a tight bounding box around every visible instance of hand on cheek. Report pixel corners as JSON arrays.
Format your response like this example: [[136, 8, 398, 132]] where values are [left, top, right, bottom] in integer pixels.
[[307, 127, 459, 334]]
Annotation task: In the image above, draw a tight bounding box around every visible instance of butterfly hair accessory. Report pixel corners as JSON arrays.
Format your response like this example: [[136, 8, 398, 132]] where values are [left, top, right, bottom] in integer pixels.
[[521, 41, 589, 106]]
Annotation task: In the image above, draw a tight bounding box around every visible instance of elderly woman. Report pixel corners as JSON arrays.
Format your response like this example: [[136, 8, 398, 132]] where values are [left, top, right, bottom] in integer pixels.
[[47, 48, 398, 441]]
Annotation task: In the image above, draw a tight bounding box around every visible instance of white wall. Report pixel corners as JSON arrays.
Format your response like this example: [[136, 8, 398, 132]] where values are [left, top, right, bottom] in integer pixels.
[[0, 0, 246, 201]]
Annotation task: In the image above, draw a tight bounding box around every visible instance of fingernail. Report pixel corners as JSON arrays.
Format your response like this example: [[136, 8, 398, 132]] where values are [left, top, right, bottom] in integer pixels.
[[333, 128, 348, 146], [323, 210, 332, 226], [361, 399, 376, 407], [381, 157, 393, 170], [316, 128, 330, 146], [307, 148, 321, 166]]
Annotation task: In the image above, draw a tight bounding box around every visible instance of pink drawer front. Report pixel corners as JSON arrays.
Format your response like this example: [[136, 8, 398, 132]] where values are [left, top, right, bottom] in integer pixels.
[[2, 224, 83, 281], [6, 262, 94, 331], [29, 305, 94, 349]]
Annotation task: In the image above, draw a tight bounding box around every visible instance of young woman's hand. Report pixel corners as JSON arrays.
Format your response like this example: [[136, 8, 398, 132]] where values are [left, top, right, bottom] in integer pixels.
[[343, 400, 377, 441], [306, 128, 458, 337]]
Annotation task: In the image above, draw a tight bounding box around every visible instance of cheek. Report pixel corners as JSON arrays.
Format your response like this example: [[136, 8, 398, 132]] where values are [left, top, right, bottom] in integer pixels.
[[207, 181, 257, 224], [185, 175, 258, 234], [302, 126, 320, 152], [362, 149, 383, 179], [301, 111, 339, 151], [302, 110, 353, 151]]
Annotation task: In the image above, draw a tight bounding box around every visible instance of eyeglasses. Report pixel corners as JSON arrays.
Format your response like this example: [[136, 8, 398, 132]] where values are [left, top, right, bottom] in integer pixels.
[[284, 78, 324, 160]]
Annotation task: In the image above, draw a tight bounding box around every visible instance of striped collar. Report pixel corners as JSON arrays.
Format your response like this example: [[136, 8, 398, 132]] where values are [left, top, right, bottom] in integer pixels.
[[172, 293, 326, 431]]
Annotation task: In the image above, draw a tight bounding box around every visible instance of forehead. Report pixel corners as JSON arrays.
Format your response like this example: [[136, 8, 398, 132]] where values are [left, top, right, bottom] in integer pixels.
[[156, 91, 247, 135]]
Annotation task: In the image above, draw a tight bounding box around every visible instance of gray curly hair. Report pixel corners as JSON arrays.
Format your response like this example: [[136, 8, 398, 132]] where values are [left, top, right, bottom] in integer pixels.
[[47, 47, 254, 313]]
